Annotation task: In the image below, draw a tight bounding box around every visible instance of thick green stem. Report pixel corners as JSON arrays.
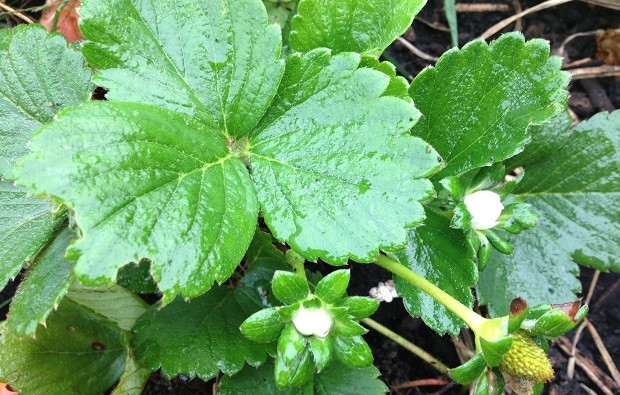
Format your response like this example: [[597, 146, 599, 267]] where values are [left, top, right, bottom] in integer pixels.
[[361, 318, 449, 374], [285, 249, 306, 280], [375, 254, 485, 332]]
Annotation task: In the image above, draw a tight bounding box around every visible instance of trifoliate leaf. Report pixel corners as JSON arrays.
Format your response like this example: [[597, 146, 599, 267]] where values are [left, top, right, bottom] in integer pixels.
[[512, 110, 619, 272], [315, 269, 350, 304], [249, 49, 440, 265], [220, 360, 387, 395], [16, 102, 258, 303], [0, 24, 92, 180], [290, 0, 426, 55], [0, 298, 126, 395], [80, 0, 283, 139], [6, 227, 74, 336], [394, 208, 477, 335], [66, 284, 148, 331], [0, 181, 62, 289], [409, 33, 569, 179]]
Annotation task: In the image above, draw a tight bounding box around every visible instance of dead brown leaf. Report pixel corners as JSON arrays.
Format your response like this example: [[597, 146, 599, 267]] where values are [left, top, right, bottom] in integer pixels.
[[40, 0, 83, 43], [596, 29, 620, 66]]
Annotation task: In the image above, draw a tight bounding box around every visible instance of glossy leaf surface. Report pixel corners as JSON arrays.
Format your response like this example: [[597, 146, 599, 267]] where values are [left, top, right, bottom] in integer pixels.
[[0, 181, 61, 288], [290, 0, 426, 55], [80, 0, 283, 138], [17, 102, 258, 303], [132, 234, 288, 379], [220, 360, 387, 395], [249, 49, 440, 264], [480, 111, 619, 315], [0, 298, 126, 395], [0, 25, 92, 179], [394, 208, 477, 335], [6, 227, 74, 336], [409, 33, 568, 178]]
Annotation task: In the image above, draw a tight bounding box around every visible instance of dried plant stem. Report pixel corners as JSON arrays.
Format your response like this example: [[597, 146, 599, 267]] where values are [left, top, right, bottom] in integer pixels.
[[396, 37, 440, 62], [479, 0, 573, 40], [584, 320, 620, 387], [361, 318, 449, 375], [0, 1, 35, 24], [570, 65, 620, 79]]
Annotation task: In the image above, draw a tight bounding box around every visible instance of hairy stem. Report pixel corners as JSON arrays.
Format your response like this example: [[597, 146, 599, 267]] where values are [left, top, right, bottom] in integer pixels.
[[361, 318, 450, 374], [375, 254, 485, 332]]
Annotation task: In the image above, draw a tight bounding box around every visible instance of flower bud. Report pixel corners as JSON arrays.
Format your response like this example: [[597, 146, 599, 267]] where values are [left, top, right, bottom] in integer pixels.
[[292, 306, 333, 338], [464, 190, 504, 230]]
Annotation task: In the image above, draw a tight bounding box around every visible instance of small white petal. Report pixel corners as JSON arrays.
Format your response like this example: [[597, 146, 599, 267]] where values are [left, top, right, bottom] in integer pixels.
[[464, 190, 504, 230], [292, 307, 333, 338]]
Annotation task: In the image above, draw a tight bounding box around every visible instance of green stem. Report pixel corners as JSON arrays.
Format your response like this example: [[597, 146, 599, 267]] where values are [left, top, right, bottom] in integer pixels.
[[375, 254, 485, 332], [361, 318, 449, 374], [285, 249, 306, 280]]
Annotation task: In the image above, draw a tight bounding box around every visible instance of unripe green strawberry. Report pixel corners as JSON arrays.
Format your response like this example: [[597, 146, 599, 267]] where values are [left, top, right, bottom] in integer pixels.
[[499, 330, 554, 382]]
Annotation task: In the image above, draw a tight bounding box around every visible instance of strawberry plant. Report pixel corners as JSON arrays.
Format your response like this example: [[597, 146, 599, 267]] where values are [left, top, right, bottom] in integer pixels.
[[0, 0, 618, 394]]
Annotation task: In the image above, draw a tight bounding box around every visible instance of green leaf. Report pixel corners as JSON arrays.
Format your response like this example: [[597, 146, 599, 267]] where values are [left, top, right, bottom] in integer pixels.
[[333, 335, 373, 368], [0, 298, 126, 395], [505, 109, 573, 170], [80, 0, 284, 139], [272, 270, 311, 304], [6, 226, 74, 336], [315, 269, 350, 304], [0, 181, 62, 289], [409, 33, 569, 179], [394, 208, 477, 335], [289, 0, 426, 55], [359, 56, 411, 100], [220, 360, 387, 395], [0, 25, 92, 180], [111, 354, 150, 395], [16, 102, 259, 303], [133, 286, 274, 380], [449, 354, 487, 384], [264, 0, 298, 27], [241, 307, 285, 343], [249, 49, 440, 265], [336, 296, 379, 320], [512, 110, 619, 272], [66, 284, 148, 331], [116, 259, 159, 294]]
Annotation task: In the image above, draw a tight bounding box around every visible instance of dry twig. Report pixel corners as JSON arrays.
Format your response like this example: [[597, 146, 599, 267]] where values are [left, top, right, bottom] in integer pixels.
[[569, 65, 620, 79], [392, 378, 450, 391], [0, 1, 35, 24], [395, 37, 439, 62], [557, 337, 618, 395], [454, 3, 510, 12], [584, 320, 620, 387]]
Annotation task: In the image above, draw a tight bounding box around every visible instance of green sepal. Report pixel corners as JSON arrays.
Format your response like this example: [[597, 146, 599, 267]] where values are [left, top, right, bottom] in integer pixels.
[[440, 176, 467, 201], [484, 231, 514, 255], [479, 335, 513, 367], [309, 336, 333, 372], [493, 171, 525, 198], [470, 163, 506, 192], [477, 240, 492, 272], [315, 269, 350, 304], [526, 302, 588, 338], [275, 325, 314, 388], [277, 303, 301, 321], [507, 298, 528, 333], [497, 202, 539, 234], [449, 354, 487, 384], [336, 296, 379, 320], [334, 318, 367, 337], [240, 307, 285, 343], [473, 369, 505, 395], [533, 382, 544, 395], [333, 335, 373, 368], [451, 203, 472, 229], [272, 271, 310, 304]]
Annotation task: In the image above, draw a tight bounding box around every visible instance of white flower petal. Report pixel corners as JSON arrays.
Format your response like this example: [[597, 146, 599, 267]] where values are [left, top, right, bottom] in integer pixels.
[[464, 190, 504, 230]]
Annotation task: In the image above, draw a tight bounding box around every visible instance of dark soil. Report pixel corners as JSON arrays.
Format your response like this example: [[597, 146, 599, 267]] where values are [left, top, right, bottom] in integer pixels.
[[1, 0, 618, 394]]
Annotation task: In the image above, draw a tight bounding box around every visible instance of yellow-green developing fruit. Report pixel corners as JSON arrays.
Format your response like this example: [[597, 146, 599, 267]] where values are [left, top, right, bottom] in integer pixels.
[[499, 330, 554, 382]]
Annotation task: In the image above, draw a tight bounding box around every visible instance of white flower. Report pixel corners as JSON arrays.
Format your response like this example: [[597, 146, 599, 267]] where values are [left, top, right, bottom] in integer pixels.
[[369, 280, 400, 303], [464, 190, 504, 230], [292, 306, 333, 338]]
